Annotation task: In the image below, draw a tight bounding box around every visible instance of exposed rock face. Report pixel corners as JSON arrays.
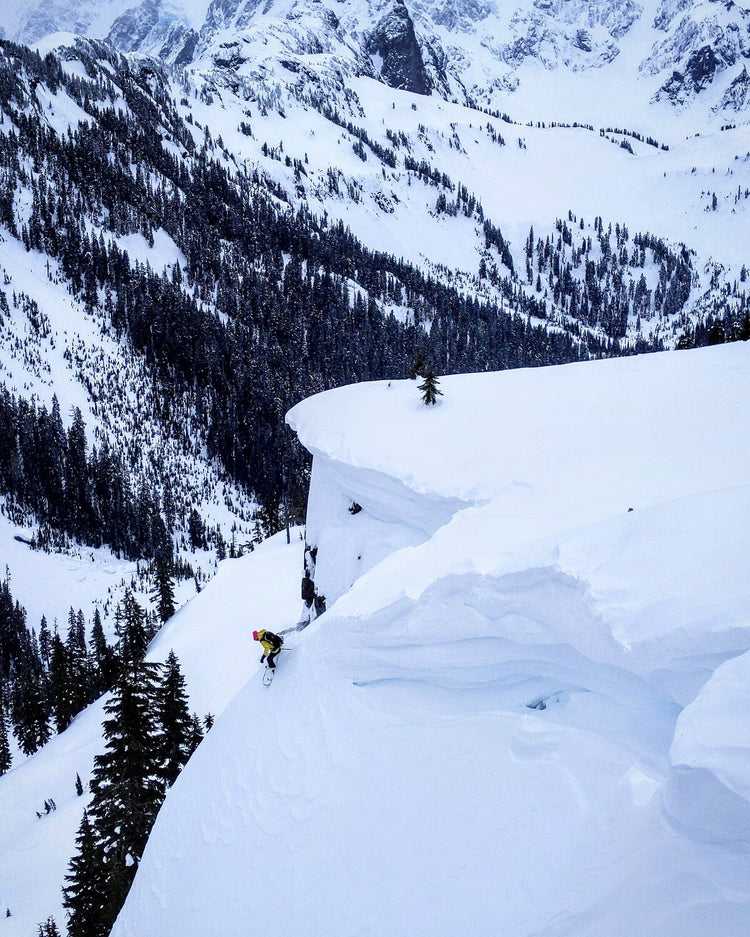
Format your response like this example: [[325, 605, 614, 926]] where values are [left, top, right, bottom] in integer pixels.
[[104, 0, 200, 63], [644, 0, 750, 109], [643, 1, 750, 76], [107, 0, 160, 53], [10, 0, 97, 44], [653, 0, 694, 32], [656, 45, 721, 104], [202, 0, 257, 36], [501, 0, 642, 70], [366, 0, 432, 95], [160, 23, 199, 66], [414, 0, 492, 32], [715, 64, 750, 112]]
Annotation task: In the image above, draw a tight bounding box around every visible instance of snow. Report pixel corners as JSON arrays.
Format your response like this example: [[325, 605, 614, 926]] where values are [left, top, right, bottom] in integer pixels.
[[97, 342, 750, 937], [0, 511, 141, 639], [2, 10, 750, 933], [0, 531, 304, 935], [289, 345, 750, 606], [671, 648, 750, 801], [114, 227, 186, 271], [2, 343, 750, 935]]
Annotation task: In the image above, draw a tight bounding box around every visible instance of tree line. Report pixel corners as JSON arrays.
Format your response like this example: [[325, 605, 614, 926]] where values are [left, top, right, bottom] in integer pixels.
[[61, 594, 205, 937], [0, 569, 208, 936], [0, 564, 184, 766]]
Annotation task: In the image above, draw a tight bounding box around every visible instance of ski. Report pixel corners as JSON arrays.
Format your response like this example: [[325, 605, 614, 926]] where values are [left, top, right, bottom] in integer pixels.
[[262, 666, 275, 686]]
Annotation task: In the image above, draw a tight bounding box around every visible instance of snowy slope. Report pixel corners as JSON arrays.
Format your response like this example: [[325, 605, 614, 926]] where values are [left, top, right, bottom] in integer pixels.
[[0, 531, 304, 936], [101, 342, 750, 937]]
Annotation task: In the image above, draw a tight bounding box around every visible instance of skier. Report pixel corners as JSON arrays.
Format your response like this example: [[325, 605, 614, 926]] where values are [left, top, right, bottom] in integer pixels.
[[252, 629, 284, 670]]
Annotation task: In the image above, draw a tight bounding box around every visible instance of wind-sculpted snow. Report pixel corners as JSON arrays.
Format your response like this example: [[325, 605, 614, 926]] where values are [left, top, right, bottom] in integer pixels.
[[671, 649, 750, 803], [106, 344, 750, 937], [303, 452, 469, 607]]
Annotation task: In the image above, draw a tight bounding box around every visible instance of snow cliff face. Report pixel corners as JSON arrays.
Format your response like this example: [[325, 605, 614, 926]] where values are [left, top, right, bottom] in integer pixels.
[[300, 418, 470, 607]]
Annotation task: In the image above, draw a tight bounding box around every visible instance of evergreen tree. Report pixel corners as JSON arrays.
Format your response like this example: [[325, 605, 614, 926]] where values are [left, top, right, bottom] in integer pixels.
[[89, 608, 117, 697], [187, 509, 206, 550], [152, 560, 176, 624], [48, 631, 75, 732], [87, 592, 164, 925], [66, 609, 89, 715], [188, 712, 205, 753], [65, 408, 91, 540], [156, 650, 193, 787], [38, 615, 51, 669], [11, 666, 50, 755], [418, 367, 443, 406], [0, 691, 11, 775], [408, 351, 426, 379], [62, 811, 109, 937], [36, 917, 61, 937]]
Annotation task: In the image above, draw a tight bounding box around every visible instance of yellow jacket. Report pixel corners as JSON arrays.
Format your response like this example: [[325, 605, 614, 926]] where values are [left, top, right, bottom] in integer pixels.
[[256, 629, 283, 655]]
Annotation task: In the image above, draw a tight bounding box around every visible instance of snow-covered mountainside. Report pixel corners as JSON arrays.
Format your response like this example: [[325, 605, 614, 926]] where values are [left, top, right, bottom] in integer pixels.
[[0, 1, 749, 932], [5, 0, 750, 126], [6, 0, 750, 122], [94, 342, 749, 937]]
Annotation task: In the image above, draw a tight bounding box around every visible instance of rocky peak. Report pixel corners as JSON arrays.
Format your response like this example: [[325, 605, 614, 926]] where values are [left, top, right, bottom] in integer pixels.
[[107, 0, 161, 53], [366, 0, 432, 95], [715, 63, 750, 112]]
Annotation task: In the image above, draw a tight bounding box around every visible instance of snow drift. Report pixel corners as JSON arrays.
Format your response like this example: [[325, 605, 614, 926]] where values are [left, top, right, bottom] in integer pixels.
[[106, 343, 750, 937]]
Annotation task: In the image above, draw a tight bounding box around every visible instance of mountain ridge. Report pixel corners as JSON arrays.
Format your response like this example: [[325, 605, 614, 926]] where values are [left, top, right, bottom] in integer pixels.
[[4, 0, 750, 121]]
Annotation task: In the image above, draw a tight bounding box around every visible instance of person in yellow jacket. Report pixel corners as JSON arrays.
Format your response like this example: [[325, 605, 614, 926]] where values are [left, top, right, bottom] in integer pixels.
[[253, 629, 284, 670]]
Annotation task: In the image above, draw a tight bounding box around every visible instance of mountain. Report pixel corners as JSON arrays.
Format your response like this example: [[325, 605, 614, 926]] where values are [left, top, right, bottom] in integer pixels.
[[0, 2, 749, 933], [3, 343, 748, 936], [5, 0, 750, 119], [7, 25, 746, 566]]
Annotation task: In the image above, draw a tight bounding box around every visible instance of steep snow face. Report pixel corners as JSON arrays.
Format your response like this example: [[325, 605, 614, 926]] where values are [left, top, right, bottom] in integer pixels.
[[302, 438, 470, 607], [0, 532, 305, 937], [110, 344, 750, 937], [671, 646, 750, 802]]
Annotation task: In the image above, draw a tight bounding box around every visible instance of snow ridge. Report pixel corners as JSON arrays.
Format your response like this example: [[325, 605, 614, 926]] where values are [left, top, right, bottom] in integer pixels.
[[105, 343, 750, 937]]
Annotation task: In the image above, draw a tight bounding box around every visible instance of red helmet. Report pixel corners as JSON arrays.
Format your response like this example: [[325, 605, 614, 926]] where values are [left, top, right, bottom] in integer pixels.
[[252, 630, 259, 640]]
